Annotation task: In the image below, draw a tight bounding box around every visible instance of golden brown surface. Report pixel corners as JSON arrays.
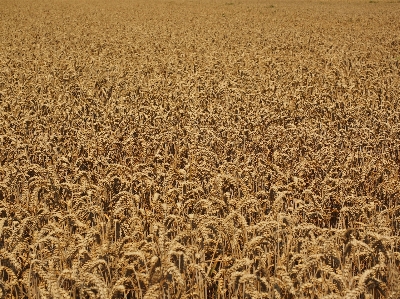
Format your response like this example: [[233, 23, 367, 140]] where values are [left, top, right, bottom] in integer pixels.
[[1, 0, 400, 298]]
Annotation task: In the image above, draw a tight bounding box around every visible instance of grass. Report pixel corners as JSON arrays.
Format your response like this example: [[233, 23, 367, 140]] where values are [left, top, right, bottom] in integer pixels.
[[0, 0, 399, 298]]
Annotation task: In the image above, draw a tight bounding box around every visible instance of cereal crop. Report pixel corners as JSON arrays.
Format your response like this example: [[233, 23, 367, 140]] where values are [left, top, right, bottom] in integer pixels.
[[1, 0, 400, 298]]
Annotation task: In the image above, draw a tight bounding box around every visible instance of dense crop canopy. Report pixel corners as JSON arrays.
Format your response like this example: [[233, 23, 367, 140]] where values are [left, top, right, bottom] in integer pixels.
[[0, 0, 400, 298]]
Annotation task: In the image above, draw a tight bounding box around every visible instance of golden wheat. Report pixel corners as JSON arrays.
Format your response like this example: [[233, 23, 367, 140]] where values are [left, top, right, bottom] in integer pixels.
[[0, 0, 400, 298]]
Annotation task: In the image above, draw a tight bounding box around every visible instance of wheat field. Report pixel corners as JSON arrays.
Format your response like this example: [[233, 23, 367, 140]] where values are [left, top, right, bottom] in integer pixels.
[[0, 0, 400, 298]]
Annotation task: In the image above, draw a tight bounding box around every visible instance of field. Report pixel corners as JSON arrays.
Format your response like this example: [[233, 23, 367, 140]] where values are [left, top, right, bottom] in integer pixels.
[[1, 0, 400, 298]]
